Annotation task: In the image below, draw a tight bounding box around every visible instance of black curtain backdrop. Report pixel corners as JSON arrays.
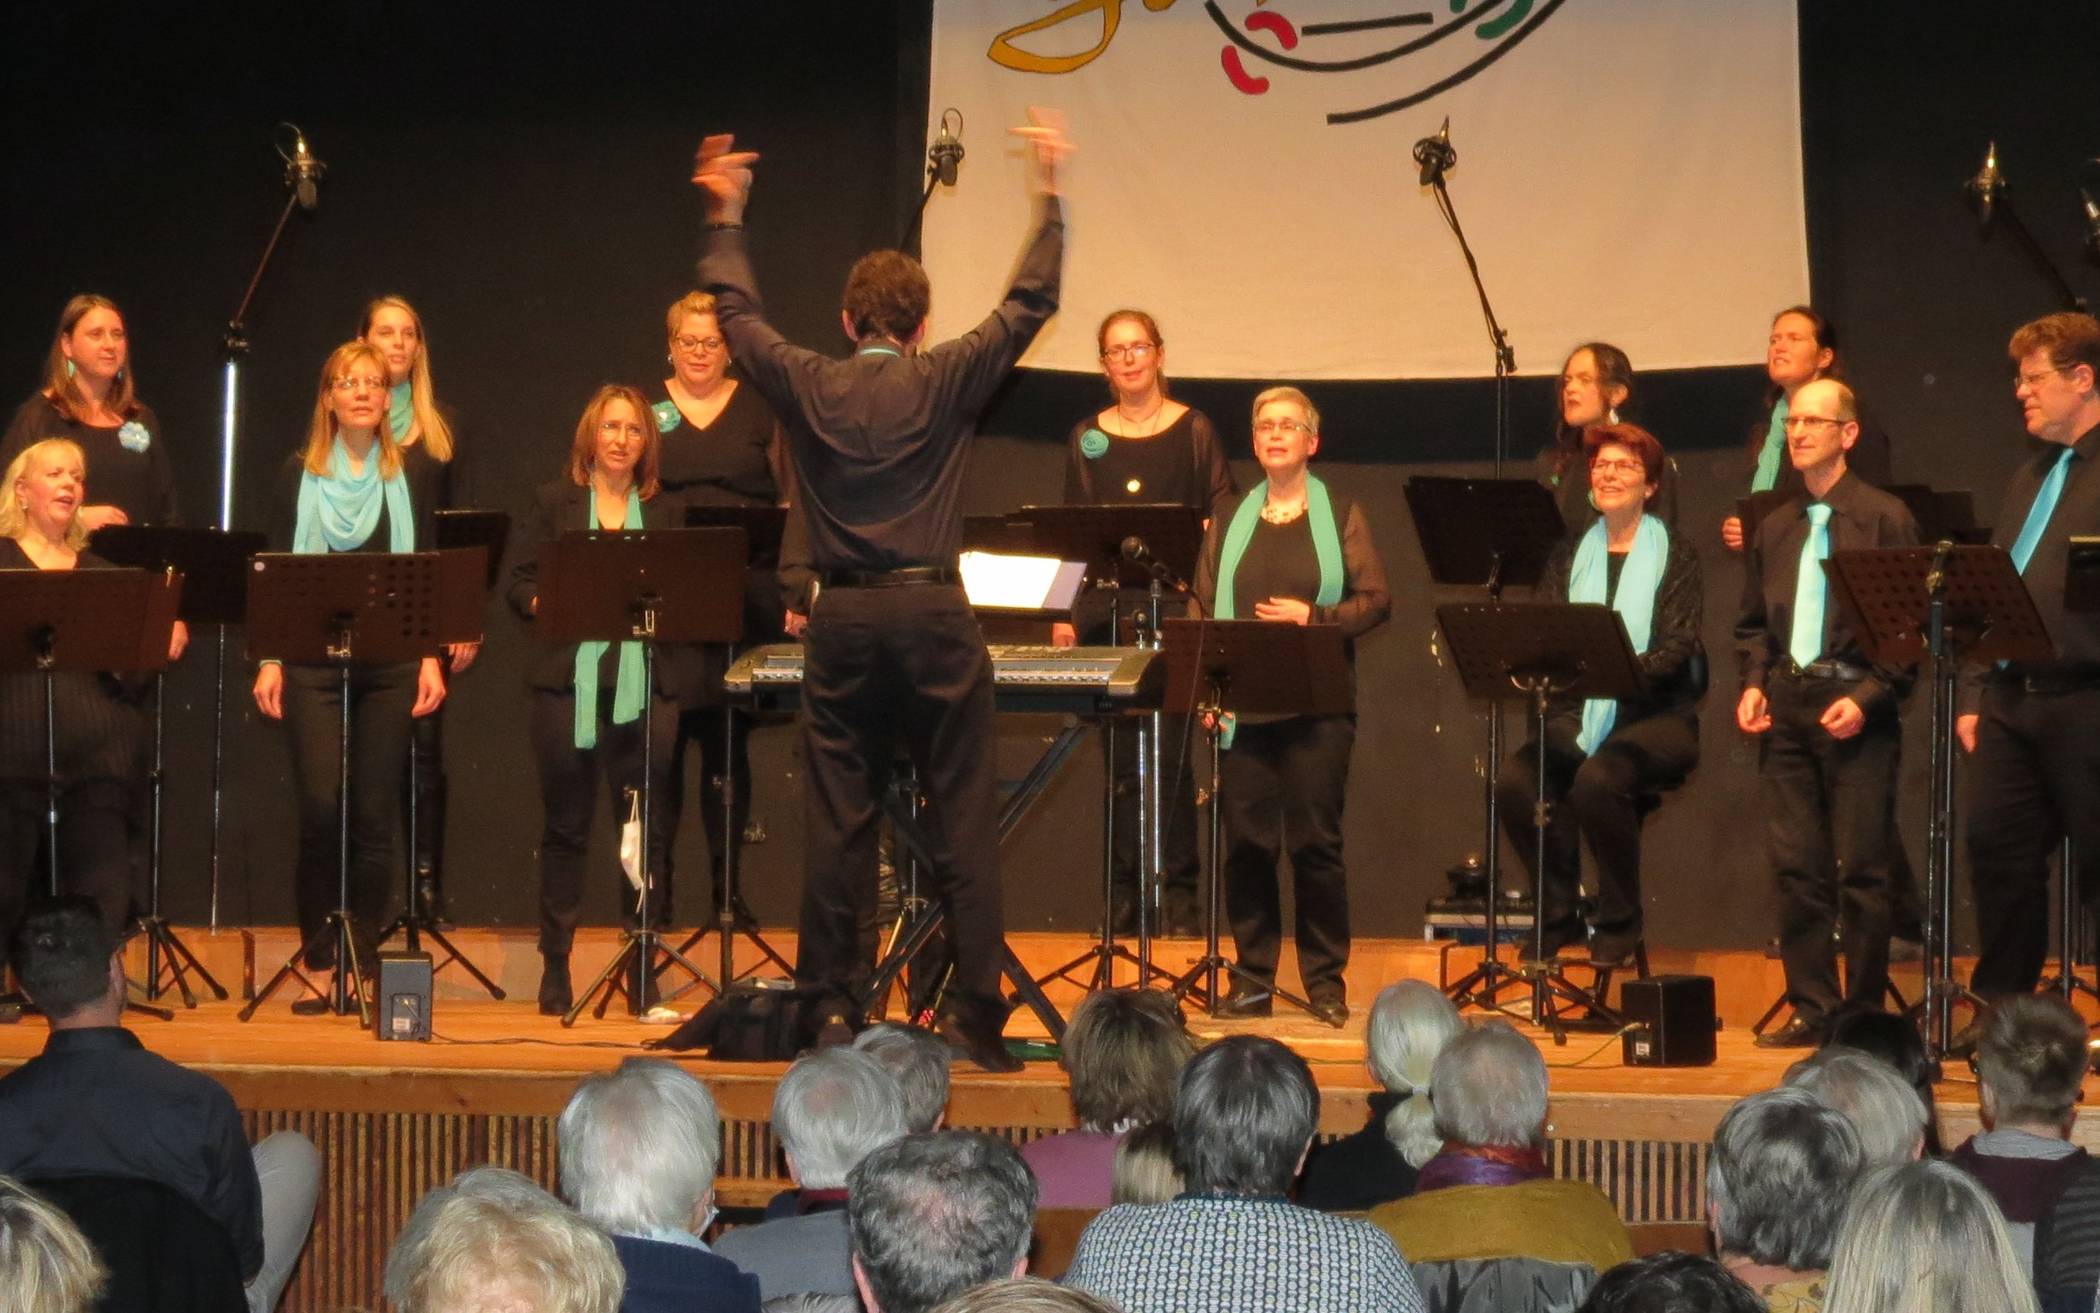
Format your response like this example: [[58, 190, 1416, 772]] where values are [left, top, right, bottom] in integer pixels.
[[2, 2, 2094, 955]]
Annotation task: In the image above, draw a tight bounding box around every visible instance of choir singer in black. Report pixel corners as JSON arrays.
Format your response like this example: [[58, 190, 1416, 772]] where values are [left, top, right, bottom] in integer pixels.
[[1735, 378, 1918, 1047], [689, 110, 1072, 1072]]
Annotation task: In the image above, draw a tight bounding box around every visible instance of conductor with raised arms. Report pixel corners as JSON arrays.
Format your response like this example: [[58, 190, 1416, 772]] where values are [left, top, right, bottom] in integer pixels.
[[690, 109, 1072, 1071]]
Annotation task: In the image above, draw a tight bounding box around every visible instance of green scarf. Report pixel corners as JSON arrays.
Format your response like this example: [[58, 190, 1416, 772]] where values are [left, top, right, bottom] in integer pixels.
[[1749, 395, 1789, 493], [1214, 474, 1345, 618], [573, 487, 647, 749]]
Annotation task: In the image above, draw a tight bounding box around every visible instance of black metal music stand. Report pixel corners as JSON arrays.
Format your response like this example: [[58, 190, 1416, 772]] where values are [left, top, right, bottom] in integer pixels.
[[91, 526, 266, 1006], [2035, 539, 2100, 1010], [1404, 477, 1565, 1005], [0, 567, 180, 1022], [1158, 617, 1353, 1024], [238, 552, 449, 1024], [373, 544, 505, 998], [1434, 602, 1645, 1039], [1825, 543, 2052, 1058], [672, 505, 793, 988], [537, 527, 746, 1024]]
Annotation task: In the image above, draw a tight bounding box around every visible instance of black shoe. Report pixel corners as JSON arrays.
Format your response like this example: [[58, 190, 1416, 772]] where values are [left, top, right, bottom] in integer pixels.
[[1217, 985, 1273, 1019], [1309, 991, 1349, 1027], [1755, 1016, 1823, 1048], [1588, 934, 1642, 971], [1535, 920, 1585, 962], [290, 996, 334, 1017], [936, 995, 1022, 1073], [538, 956, 572, 1017]]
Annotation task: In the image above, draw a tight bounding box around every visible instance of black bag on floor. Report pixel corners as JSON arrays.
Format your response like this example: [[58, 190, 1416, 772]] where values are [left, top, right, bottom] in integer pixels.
[[645, 983, 835, 1060]]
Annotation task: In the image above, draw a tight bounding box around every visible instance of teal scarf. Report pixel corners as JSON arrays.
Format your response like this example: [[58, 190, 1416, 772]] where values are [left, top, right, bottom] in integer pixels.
[[293, 435, 414, 555], [1749, 396, 1789, 493], [1569, 513, 1668, 755], [1212, 476, 1345, 748], [387, 381, 415, 443], [573, 487, 647, 750]]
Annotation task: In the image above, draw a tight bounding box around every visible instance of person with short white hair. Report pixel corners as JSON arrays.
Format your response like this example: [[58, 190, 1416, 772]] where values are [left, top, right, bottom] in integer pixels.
[[389, 1169, 625, 1313], [854, 1023, 953, 1133], [1706, 1087, 1862, 1307], [714, 1047, 907, 1302], [1299, 980, 1460, 1211], [1782, 1047, 1929, 1166], [558, 1058, 760, 1313]]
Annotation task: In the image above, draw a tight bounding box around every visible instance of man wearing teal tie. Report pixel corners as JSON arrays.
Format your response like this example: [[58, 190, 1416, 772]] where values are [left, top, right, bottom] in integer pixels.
[[1961, 312, 2100, 1010], [1735, 379, 1921, 1047]]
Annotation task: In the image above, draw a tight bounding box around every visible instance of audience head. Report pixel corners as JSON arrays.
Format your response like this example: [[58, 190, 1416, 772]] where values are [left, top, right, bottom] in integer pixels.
[[557, 1058, 722, 1237], [855, 1023, 954, 1133], [1782, 1048, 1929, 1166], [774, 1047, 910, 1190], [1172, 1035, 1319, 1196], [1, 438, 91, 551], [1061, 989, 1194, 1133], [0, 1175, 107, 1313], [930, 1277, 1124, 1313], [842, 251, 931, 344], [9, 897, 120, 1024], [1706, 1088, 1861, 1273], [1431, 1020, 1550, 1151], [1975, 993, 2089, 1135], [1575, 1251, 1765, 1313], [389, 1168, 623, 1313], [1364, 980, 1463, 1168], [1820, 1009, 1941, 1153], [1821, 1160, 2040, 1313], [1109, 1120, 1183, 1206], [847, 1131, 1037, 1313]]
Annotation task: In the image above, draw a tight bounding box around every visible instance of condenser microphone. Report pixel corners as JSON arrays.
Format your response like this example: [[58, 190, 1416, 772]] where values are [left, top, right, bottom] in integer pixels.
[[1966, 140, 2001, 225], [929, 109, 965, 188], [1121, 536, 1186, 591], [2082, 187, 2100, 263], [284, 124, 326, 212], [1413, 117, 1455, 188]]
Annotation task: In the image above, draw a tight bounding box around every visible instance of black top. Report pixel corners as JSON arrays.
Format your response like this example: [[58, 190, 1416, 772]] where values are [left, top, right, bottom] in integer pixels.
[[3, 395, 180, 527], [697, 197, 1064, 572], [396, 400, 476, 512], [1984, 419, 2100, 680], [653, 375, 816, 621], [1063, 408, 1237, 513], [1735, 470, 1920, 714], [1296, 1092, 1421, 1213], [1534, 523, 1705, 729], [0, 540, 145, 784], [0, 1026, 263, 1280], [611, 1233, 762, 1313]]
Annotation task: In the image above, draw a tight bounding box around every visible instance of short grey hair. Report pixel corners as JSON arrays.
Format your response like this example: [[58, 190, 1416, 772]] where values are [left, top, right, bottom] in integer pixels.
[[1976, 993, 2089, 1128], [1430, 1021, 1549, 1149], [1251, 385, 1320, 434], [388, 1169, 623, 1313], [558, 1057, 722, 1235], [855, 1023, 953, 1133], [1366, 981, 1463, 1168], [775, 1047, 909, 1189], [1706, 1088, 1862, 1271], [384, 1167, 556, 1305], [848, 1131, 1038, 1313], [1783, 1048, 1929, 1166], [1172, 1035, 1319, 1195]]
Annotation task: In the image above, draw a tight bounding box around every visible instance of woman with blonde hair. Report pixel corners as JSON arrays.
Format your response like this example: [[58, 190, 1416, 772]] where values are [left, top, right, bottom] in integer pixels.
[[251, 341, 445, 1008], [1298, 979, 1461, 1210], [1822, 1159, 2039, 1313], [0, 1175, 107, 1313]]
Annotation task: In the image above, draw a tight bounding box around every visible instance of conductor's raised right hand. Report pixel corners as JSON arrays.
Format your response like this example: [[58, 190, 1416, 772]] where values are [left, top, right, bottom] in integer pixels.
[[1010, 107, 1072, 196], [692, 133, 761, 223]]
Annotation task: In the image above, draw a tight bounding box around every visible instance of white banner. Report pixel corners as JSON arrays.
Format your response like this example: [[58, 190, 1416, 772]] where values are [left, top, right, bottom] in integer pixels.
[[923, 0, 1807, 380]]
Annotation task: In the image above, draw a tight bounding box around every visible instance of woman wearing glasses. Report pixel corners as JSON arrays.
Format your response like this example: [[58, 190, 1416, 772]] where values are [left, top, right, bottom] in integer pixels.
[[1057, 309, 1237, 936], [508, 386, 691, 1015], [651, 292, 808, 935], [1495, 424, 1703, 968], [251, 342, 444, 1007], [1194, 387, 1389, 1025]]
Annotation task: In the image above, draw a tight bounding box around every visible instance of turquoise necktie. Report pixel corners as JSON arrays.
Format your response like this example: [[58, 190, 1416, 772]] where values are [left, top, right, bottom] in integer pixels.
[[2010, 446, 2077, 575], [1788, 503, 1833, 668]]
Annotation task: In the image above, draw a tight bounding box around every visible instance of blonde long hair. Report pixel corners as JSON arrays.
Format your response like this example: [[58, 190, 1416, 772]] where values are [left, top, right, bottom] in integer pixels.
[[303, 342, 404, 480], [1821, 1160, 2039, 1313], [40, 294, 139, 424], [0, 1175, 108, 1313], [1, 439, 91, 552], [361, 295, 455, 461], [566, 385, 662, 500]]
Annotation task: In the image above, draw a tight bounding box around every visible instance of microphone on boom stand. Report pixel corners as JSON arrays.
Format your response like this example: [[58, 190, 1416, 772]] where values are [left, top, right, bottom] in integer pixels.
[[1965, 140, 2001, 226], [1413, 117, 1455, 188]]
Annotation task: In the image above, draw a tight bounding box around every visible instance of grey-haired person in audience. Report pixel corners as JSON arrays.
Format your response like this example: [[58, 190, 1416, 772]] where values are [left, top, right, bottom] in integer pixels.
[[1705, 1087, 1862, 1309], [847, 1131, 1037, 1313], [1782, 1047, 1929, 1167], [386, 1166, 624, 1313], [1298, 979, 1460, 1211], [855, 1022, 953, 1133]]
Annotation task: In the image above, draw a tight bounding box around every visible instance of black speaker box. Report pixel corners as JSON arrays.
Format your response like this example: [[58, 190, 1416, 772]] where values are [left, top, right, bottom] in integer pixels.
[[376, 951, 433, 1042], [1620, 974, 1717, 1067]]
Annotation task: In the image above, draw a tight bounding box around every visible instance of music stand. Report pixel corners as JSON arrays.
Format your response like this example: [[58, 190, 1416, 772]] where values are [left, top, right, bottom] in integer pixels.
[[1157, 617, 1353, 1024], [1885, 487, 1985, 547], [372, 545, 506, 998], [1403, 477, 1565, 1008], [1433, 602, 1644, 1038], [2049, 540, 2100, 1006], [537, 527, 746, 1024], [91, 526, 267, 1006], [238, 552, 452, 1025], [1825, 543, 2052, 1058], [0, 567, 180, 1022]]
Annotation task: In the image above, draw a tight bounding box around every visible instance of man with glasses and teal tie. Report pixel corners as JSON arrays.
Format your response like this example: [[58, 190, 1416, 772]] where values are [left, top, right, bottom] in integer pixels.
[[1736, 378, 1921, 1047], [1958, 312, 2100, 1022]]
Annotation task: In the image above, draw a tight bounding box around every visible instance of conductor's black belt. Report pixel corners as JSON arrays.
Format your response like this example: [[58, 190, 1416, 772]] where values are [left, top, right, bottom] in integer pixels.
[[1778, 659, 1870, 682], [818, 566, 961, 589]]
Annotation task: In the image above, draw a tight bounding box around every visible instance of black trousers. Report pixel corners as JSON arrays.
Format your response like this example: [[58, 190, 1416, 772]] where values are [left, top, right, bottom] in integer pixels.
[[797, 584, 1003, 1013], [1494, 713, 1699, 940], [280, 663, 416, 969], [529, 688, 677, 957], [1220, 713, 1355, 999], [662, 703, 750, 912], [1760, 672, 1903, 1025], [0, 779, 132, 978], [1968, 683, 2100, 996]]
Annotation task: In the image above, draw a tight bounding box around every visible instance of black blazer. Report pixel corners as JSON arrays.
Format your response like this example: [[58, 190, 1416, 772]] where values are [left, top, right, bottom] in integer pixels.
[[505, 478, 700, 701]]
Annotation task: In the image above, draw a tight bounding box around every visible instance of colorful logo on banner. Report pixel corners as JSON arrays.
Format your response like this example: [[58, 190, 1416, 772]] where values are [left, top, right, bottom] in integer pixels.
[[989, 0, 1565, 123]]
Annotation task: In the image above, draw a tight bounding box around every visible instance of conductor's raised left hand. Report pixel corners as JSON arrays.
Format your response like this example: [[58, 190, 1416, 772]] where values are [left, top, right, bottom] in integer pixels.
[[692, 133, 762, 223], [1010, 107, 1073, 196]]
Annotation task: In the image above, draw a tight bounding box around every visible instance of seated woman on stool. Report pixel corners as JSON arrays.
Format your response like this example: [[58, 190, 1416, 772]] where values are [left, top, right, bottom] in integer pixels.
[[1495, 424, 1703, 967], [507, 386, 690, 1015]]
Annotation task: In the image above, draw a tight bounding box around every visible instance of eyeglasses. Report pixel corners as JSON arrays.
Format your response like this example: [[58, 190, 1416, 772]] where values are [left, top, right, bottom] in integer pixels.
[[1253, 418, 1311, 437], [1590, 458, 1645, 476], [1100, 343, 1156, 362], [2016, 366, 2068, 391], [674, 334, 726, 354], [598, 421, 647, 439], [332, 376, 386, 394], [1782, 415, 1844, 432]]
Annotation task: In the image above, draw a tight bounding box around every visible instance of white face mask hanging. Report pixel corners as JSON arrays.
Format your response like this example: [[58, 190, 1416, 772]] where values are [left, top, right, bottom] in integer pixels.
[[620, 787, 645, 909]]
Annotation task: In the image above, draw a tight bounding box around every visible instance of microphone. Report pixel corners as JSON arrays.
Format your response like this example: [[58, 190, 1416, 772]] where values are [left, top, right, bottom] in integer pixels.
[[1413, 117, 1455, 188], [1925, 538, 1955, 596], [929, 108, 965, 188], [2082, 187, 2100, 263], [282, 123, 326, 212], [1965, 140, 2001, 225], [1121, 535, 1186, 591]]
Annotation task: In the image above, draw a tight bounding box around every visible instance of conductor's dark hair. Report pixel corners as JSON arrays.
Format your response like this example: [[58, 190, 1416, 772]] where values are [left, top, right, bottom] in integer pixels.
[[1171, 1035, 1318, 1195], [842, 251, 931, 342], [1577, 1251, 1766, 1313], [11, 897, 117, 1021]]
